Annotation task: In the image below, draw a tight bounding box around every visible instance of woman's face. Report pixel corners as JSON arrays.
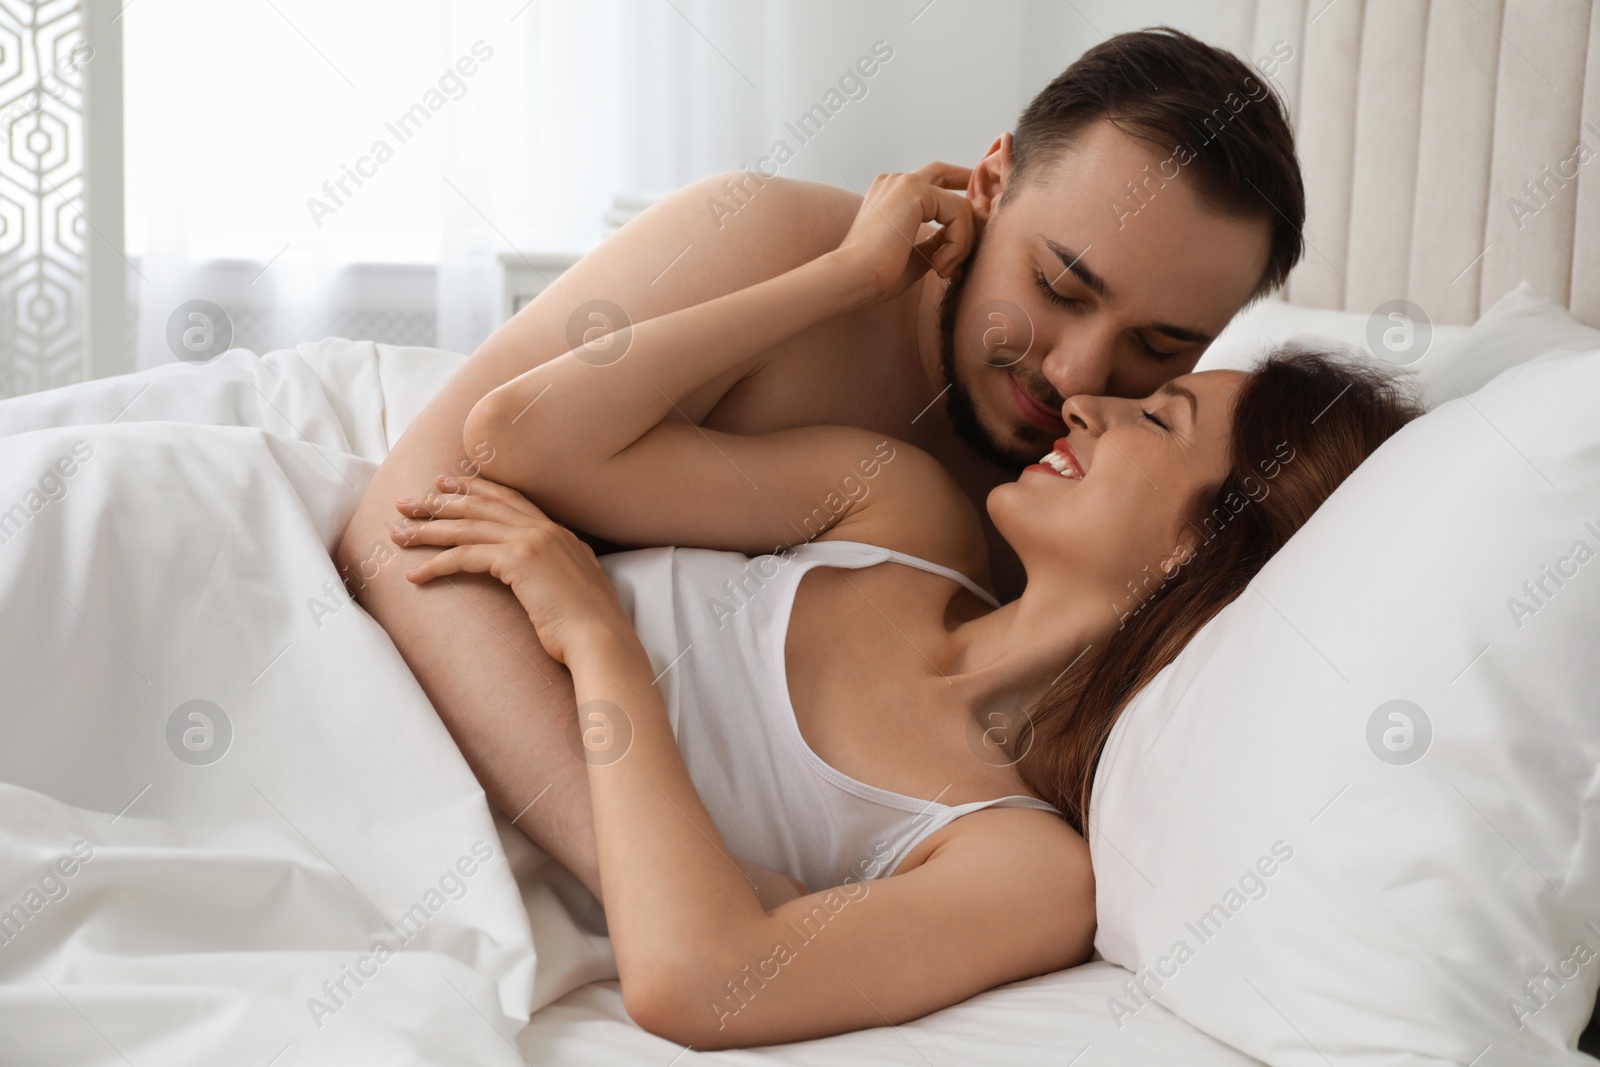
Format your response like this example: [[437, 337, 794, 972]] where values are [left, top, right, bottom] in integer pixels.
[[988, 369, 1246, 593]]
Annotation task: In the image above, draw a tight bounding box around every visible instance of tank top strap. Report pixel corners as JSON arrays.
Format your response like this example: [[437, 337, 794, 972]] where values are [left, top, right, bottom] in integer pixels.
[[880, 794, 1066, 877], [793, 539, 1001, 610]]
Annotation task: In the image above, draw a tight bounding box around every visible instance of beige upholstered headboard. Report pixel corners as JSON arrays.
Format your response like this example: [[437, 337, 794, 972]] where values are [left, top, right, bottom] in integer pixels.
[[1214, 0, 1599, 327]]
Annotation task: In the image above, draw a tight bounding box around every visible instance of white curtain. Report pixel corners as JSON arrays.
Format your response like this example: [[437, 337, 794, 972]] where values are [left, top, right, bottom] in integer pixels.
[[433, 0, 1040, 353], [124, 0, 448, 367], [121, 0, 1215, 369]]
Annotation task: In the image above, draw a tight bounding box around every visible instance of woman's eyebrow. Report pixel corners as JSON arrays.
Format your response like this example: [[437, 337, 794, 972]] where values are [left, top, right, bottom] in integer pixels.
[[1159, 381, 1199, 419]]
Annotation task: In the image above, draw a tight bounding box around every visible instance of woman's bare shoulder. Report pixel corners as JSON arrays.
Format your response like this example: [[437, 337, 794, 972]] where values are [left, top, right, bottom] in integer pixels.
[[897, 805, 1090, 882], [887, 805, 1096, 958]]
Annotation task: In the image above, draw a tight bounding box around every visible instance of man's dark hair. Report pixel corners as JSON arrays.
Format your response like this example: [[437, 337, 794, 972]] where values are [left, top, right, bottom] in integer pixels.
[[1010, 27, 1304, 299]]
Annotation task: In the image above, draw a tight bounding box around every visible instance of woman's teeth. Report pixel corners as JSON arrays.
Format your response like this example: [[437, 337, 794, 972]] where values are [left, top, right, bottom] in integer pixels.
[[1039, 450, 1082, 479]]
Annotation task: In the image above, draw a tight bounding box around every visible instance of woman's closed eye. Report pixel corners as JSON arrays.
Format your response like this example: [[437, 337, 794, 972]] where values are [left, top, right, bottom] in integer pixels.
[[1142, 409, 1169, 431]]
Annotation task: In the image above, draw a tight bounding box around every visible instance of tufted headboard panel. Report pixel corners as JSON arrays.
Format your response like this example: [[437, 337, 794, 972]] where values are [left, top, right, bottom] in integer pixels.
[[1213, 0, 1600, 326]]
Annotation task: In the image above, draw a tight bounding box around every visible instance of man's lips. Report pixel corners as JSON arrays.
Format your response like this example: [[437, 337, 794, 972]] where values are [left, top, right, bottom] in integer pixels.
[[1006, 373, 1065, 431]]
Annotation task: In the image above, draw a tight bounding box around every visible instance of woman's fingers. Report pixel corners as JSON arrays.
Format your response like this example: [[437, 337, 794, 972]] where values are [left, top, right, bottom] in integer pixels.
[[390, 517, 506, 549], [395, 491, 525, 525], [404, 544, 498, 584], [443, 473, 541, 513], [915, 160, 973, 190], [925, 186, 974, 275], [394, 473, 550, 523], [912, 232, 947, 275]]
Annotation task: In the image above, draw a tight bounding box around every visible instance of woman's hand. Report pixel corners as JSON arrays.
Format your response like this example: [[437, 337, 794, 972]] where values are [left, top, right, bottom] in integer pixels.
[[392, 475, 635, 666], [833, 161, 976, 304]]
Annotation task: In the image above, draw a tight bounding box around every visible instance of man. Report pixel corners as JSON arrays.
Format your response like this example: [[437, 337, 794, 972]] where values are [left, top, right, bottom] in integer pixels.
[[336, 27, 1304, 905]]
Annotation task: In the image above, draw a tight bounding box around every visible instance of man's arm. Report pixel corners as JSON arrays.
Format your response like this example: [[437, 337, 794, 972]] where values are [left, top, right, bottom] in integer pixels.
[[460, 169, 981, 572], [336, 171, 853, 901]]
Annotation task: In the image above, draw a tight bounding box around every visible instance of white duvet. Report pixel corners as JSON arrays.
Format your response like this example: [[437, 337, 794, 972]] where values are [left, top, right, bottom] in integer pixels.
[[0, 339, 1260, 1065]]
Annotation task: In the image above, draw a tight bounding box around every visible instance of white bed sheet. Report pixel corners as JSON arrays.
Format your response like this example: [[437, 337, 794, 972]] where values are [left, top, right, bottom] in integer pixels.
[[0, 339, 1260, 1065]]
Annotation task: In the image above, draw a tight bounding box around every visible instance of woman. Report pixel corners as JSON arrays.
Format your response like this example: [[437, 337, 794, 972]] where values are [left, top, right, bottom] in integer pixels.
[[388, 173, 1419, 1048]]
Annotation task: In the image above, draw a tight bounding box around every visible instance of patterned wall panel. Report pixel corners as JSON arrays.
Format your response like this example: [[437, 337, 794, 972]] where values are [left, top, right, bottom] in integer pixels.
[[1236, 0, 1600, 326], [0, 0, 88, 398]]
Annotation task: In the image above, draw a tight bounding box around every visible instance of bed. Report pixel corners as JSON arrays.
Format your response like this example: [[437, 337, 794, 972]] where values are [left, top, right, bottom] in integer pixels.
[[0, 337, 1264, 1066]]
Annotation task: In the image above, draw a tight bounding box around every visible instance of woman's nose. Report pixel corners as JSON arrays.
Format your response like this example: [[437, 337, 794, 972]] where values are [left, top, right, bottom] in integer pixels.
[[1062, 395, 1104, 435]]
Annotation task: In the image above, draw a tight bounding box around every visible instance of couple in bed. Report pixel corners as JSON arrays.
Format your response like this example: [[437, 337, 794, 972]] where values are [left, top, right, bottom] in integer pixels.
[[339, 28, 1419, 1048]]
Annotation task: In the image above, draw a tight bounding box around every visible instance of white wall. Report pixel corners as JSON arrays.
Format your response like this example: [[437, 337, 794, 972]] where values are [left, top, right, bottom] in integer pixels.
[[118, 0, 1241, 362]]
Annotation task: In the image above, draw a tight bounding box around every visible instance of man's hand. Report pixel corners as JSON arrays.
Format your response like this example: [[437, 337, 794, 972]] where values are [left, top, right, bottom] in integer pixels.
[[834, 161, 975, 303]]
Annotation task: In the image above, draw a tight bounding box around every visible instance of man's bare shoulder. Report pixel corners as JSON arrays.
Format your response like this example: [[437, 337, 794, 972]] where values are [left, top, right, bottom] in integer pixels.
[[641, 171, 863, 271], [525, 172, 865, 334], [820, 433, 994, 592]]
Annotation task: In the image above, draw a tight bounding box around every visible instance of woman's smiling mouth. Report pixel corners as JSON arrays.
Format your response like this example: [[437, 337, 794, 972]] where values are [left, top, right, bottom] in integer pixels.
[[1024, 436, 1084, 480]]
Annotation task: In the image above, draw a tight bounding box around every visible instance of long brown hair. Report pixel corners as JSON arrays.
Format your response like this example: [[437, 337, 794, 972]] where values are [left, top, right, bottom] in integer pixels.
[[1019, 347, 1424, 833]]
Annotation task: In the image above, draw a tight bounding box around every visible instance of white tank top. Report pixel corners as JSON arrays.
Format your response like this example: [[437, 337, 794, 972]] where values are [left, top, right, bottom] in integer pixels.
[[598, 538, 1063, 892]]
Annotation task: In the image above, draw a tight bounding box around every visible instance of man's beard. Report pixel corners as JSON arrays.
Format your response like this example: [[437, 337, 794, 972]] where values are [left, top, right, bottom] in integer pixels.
[[935, 233, 1058, 472]]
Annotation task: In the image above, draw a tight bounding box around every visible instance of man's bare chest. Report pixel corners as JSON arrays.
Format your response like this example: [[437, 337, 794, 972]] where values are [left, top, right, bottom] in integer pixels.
[[696, 299, 931, 435]]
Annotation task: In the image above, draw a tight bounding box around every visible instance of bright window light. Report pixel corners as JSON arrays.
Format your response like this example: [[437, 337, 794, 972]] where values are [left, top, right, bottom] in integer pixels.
[[124, 0, 447, 264]]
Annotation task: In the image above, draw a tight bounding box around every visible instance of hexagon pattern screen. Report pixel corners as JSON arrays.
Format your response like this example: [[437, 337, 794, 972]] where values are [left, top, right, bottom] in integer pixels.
[[0, 0, 85, 399]]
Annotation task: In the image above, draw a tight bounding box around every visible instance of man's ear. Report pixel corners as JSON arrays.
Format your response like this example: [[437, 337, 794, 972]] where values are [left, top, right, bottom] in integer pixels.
[[969, 132, 1013, 226]]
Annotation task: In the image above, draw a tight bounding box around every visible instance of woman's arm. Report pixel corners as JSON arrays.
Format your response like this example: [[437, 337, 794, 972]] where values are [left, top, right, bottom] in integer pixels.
[[398, 492, 1096, 1049], [462, 170, 976, 556], [575, 623, 1096, 1047]]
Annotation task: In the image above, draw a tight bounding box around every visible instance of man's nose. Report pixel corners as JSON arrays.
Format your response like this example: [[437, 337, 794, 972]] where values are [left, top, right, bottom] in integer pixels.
[[1038, 323, 1118, 400]]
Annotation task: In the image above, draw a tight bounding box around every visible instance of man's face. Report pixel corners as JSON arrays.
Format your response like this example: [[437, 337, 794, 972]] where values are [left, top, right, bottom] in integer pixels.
[[937, 122, 1272, 470]]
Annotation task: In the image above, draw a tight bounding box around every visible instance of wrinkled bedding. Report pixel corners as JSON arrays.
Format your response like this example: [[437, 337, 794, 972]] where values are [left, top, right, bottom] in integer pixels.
[[0, 339, 1261, 1065]]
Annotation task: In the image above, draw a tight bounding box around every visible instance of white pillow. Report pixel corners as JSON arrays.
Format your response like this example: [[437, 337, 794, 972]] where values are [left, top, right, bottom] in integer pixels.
[[1197, 297, 1469, 382], [1198, 282, 1600, 410], [1413, 282, 1600, 408], [1089, 345, 1600, 1065]]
